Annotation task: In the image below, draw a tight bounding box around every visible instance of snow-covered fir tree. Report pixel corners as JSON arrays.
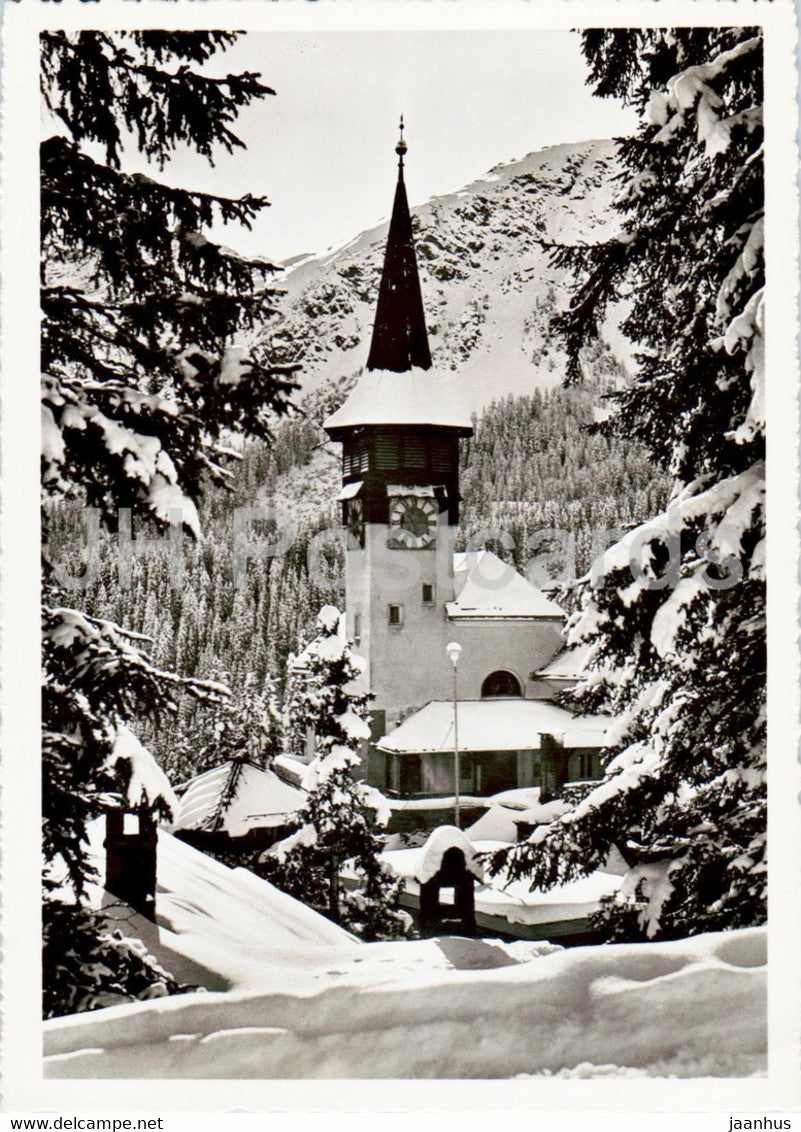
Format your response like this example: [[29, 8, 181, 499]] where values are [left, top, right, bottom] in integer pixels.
[[261, 606, 407, 941], [41, 32, 297, 1015], [492, 28, 765, 940]]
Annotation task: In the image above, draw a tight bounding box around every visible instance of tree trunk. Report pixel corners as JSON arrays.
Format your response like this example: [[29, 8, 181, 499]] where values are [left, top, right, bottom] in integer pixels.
[[328, 861, 340, 921]]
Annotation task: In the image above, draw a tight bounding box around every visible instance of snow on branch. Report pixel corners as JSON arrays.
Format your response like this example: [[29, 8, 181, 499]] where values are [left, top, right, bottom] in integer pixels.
[[104, 725, 178, 819]]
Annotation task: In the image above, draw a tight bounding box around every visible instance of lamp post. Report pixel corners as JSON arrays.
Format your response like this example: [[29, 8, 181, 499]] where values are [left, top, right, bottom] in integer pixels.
[[446, 641, 463, 829]]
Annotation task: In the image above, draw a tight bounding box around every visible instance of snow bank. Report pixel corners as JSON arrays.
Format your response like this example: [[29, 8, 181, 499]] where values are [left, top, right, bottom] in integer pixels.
[[44, 926, 766, 1079], [465, 804, 521, 842]]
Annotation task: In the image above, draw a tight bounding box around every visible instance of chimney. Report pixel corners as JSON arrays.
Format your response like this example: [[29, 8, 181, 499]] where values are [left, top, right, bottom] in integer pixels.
[[104, 808, 158, 921]]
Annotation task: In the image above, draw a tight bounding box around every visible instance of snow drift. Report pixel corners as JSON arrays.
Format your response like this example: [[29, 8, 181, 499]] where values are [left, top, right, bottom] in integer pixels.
[[44, 925, 766, 1079]]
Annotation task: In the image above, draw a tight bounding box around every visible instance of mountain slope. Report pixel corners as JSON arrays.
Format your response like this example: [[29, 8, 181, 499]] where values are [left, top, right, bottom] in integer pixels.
[[262, 138, 628, 414]]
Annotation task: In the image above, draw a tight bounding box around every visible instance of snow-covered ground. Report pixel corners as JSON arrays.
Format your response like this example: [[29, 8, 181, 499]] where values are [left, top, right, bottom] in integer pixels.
[[44, 924, 766, 1079], [57, 821, 765, 1079]]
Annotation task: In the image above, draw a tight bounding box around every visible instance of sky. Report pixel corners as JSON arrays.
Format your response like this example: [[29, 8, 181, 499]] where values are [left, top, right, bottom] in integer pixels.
[[130, 31, 640, 263]]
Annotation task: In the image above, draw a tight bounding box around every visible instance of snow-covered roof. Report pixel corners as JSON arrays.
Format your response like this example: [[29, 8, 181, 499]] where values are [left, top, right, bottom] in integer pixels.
[[272, 754, 309, 788], [77, 820, 355, 995], [335, 480, 363, 501], [377, 699, 610, 754], [449, 550, 565, 620], [485, 786, 542, 810], [468, 842, 622, 927], [172, 760, 304, 838], [464, 804, 522, 843], [323, 367, 473, 435], [537, 642, 593, 680], [464, 792, 569, 841], [381, 836, 620, 927]]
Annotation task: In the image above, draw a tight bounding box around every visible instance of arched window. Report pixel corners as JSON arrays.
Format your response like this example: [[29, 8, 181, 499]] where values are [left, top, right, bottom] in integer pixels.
[[481, 670, 523, 698]]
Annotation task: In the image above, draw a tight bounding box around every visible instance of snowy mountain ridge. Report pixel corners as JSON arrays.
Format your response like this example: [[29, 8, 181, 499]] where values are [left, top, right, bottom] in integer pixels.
[[261, 137, 630, 415]]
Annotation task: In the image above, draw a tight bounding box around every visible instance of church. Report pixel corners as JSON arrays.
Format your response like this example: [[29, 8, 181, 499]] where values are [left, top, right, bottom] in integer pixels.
[[321, 123, 610, 822]]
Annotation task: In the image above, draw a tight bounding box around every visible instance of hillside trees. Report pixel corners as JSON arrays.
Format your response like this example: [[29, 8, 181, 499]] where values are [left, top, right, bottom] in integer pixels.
[[458, 383, 669, 577], [493, 28, 765, 939], [41, 31, 296, 1014], [166, 673, 283, 785]]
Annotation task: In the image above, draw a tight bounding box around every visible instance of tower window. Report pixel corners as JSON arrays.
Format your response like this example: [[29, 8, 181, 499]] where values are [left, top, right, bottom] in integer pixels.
[[422, 583, 434, 605], [388, 603, 403, 627], [353, 612, 362, 647]]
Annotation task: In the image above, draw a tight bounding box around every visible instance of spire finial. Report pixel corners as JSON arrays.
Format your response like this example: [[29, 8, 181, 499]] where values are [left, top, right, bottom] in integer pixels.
[[395, 114, 407, 177]]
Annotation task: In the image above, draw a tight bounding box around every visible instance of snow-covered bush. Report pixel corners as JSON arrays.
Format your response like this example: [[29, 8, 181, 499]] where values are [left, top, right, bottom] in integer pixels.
[[493, 29, 765, 939], [261, 607, 407, 940], [43, 899, 196, 1020]]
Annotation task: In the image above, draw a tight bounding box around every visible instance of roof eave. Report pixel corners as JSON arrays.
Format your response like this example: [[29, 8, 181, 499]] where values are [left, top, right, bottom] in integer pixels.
[[445, 611, 565, 623]]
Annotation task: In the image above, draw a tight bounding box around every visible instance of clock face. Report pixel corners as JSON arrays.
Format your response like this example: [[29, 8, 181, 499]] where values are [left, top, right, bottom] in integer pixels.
[[346, 498, 364, 548], [388, 496, 438, 549]]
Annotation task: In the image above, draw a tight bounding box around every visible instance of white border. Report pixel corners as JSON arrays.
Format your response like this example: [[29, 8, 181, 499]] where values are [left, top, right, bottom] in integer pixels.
[[2, 0, 799, 1114]]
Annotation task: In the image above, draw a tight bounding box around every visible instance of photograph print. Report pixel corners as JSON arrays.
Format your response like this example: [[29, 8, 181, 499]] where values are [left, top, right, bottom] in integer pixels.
[[32, 16, 780, 1086]]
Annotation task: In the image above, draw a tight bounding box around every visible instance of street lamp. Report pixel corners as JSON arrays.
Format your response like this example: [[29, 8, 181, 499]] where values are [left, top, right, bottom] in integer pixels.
[[446, 641, 463, 829]]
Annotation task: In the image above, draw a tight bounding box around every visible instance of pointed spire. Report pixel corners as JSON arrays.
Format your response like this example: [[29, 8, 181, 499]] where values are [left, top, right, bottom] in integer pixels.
[[366, 118, 432, 373]]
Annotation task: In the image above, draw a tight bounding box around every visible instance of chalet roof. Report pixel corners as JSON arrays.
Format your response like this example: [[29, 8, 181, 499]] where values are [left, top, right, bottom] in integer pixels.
[[380, 839, 621, 929], [448, 550, 565, 620], [376, 699, 610, 755], [366, 121, 431, 373], [172, 759, 304, 838]]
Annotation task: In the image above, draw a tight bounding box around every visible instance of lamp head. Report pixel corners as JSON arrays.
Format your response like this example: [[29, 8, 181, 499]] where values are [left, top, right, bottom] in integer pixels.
[[446, 641, 462, 668]]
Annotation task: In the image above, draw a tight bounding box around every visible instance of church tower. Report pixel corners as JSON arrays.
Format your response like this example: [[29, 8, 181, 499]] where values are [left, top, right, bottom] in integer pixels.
[[324, 121, 473, 755]]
